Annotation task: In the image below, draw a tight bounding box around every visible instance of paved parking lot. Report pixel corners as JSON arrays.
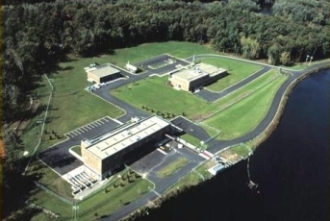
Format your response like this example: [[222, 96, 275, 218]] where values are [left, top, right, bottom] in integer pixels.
[[64, 116, 122, 140], [134, 54, 191, 75], [130, 141, 204, 179], [38, 116, 121, 175]]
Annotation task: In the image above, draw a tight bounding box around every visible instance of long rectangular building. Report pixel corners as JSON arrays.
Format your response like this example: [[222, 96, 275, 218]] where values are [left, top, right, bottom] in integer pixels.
[[81, 116, 172, 180]]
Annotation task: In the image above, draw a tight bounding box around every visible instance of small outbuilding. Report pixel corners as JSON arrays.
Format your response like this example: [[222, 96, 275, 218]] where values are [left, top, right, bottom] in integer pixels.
[[125, 61, 138, 73]]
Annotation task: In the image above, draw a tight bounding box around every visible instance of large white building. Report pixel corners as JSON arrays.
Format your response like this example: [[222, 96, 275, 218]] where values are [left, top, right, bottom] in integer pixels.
[[81, 116, 173, 180]]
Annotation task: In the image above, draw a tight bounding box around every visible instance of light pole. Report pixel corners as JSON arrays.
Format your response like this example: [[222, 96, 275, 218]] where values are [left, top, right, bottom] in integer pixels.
[[305, 55, 310, 65], [309, 56, 313, 66]]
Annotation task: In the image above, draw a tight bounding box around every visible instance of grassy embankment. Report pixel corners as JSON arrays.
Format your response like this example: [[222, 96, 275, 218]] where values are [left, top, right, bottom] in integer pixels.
[[203, 72, 287, 140], [285, 58, 330, 70]]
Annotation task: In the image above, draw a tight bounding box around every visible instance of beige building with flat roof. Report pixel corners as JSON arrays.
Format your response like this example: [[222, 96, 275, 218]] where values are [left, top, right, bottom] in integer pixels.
[[85, 64, 121, 84], [169, 63, 227, 92], [81, 116, 172, 180]]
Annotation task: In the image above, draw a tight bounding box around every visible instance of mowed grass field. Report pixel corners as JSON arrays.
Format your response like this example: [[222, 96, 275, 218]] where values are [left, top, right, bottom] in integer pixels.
[[111, 76, 212, 118], [201, 57, 261, 92], [104, 41, 216, 67]]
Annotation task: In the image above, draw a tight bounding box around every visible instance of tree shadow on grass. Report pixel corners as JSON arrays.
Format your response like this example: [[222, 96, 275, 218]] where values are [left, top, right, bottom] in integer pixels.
[[59, 66, 74, 71]]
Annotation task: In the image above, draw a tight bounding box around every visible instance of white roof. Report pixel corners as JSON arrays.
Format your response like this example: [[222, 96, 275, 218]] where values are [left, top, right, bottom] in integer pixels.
[[87, 65, 120, 78], [84, 116, 170, 159], [208, 164, 225, 175], [173, 69, 209, 82], [171, 63, 226, 82]]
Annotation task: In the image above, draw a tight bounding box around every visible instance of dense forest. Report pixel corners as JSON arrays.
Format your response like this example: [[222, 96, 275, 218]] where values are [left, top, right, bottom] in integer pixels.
[[1, 0, 329, 218], [2, 0, 329, 124]]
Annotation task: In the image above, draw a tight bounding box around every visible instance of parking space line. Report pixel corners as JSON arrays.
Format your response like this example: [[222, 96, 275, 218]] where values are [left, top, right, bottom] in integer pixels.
[[102, 118, 109, 122], [75, 130, 82, 135], [94, 121, 102, 126], [89, 123, 98, 127], [78, 128, 85, 133], [112, 118, 124, 125], [157, 148, 167, 155], [71, 131, 79, 136], [85, 125, 94, 129], [99, 119, 107, 123], [80, 127, 88, 132], [98, 121, 105, 125], [89, 124, 97, 128], [105, 116, 112, 121]]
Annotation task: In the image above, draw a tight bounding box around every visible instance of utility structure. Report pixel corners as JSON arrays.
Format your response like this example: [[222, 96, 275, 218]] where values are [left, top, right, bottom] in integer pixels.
[[241, 143, 258, 190], [247, 157, 258, 190], [309, 56, 313, 66], [72, 201, 79, 221], [305, 54, 310, 65]]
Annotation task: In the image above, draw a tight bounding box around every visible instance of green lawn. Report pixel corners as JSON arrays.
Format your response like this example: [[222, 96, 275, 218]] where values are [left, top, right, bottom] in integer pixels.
[[180, 134, 202, 147], [20, 76, 52, 154], [71, 145, 81, 156], [201, 58, 261, 91], [203, 75, 287, 140], [111, 76, 212, 119], [106, 41, 216, 67], [22, 74, 124, 151], [30, 189, 73, 221], [157, 157, 188, 178]]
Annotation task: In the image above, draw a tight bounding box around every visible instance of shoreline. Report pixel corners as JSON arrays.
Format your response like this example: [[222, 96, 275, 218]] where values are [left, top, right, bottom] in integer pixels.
[[120, 64, 330, 221]]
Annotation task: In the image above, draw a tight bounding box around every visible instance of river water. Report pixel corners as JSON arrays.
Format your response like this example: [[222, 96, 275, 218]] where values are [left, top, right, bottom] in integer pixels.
[[136, 69, 329, 221]]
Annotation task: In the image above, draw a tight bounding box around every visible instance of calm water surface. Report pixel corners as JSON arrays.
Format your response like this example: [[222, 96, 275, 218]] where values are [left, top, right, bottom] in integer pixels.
[[136, 69, 329, 221]]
